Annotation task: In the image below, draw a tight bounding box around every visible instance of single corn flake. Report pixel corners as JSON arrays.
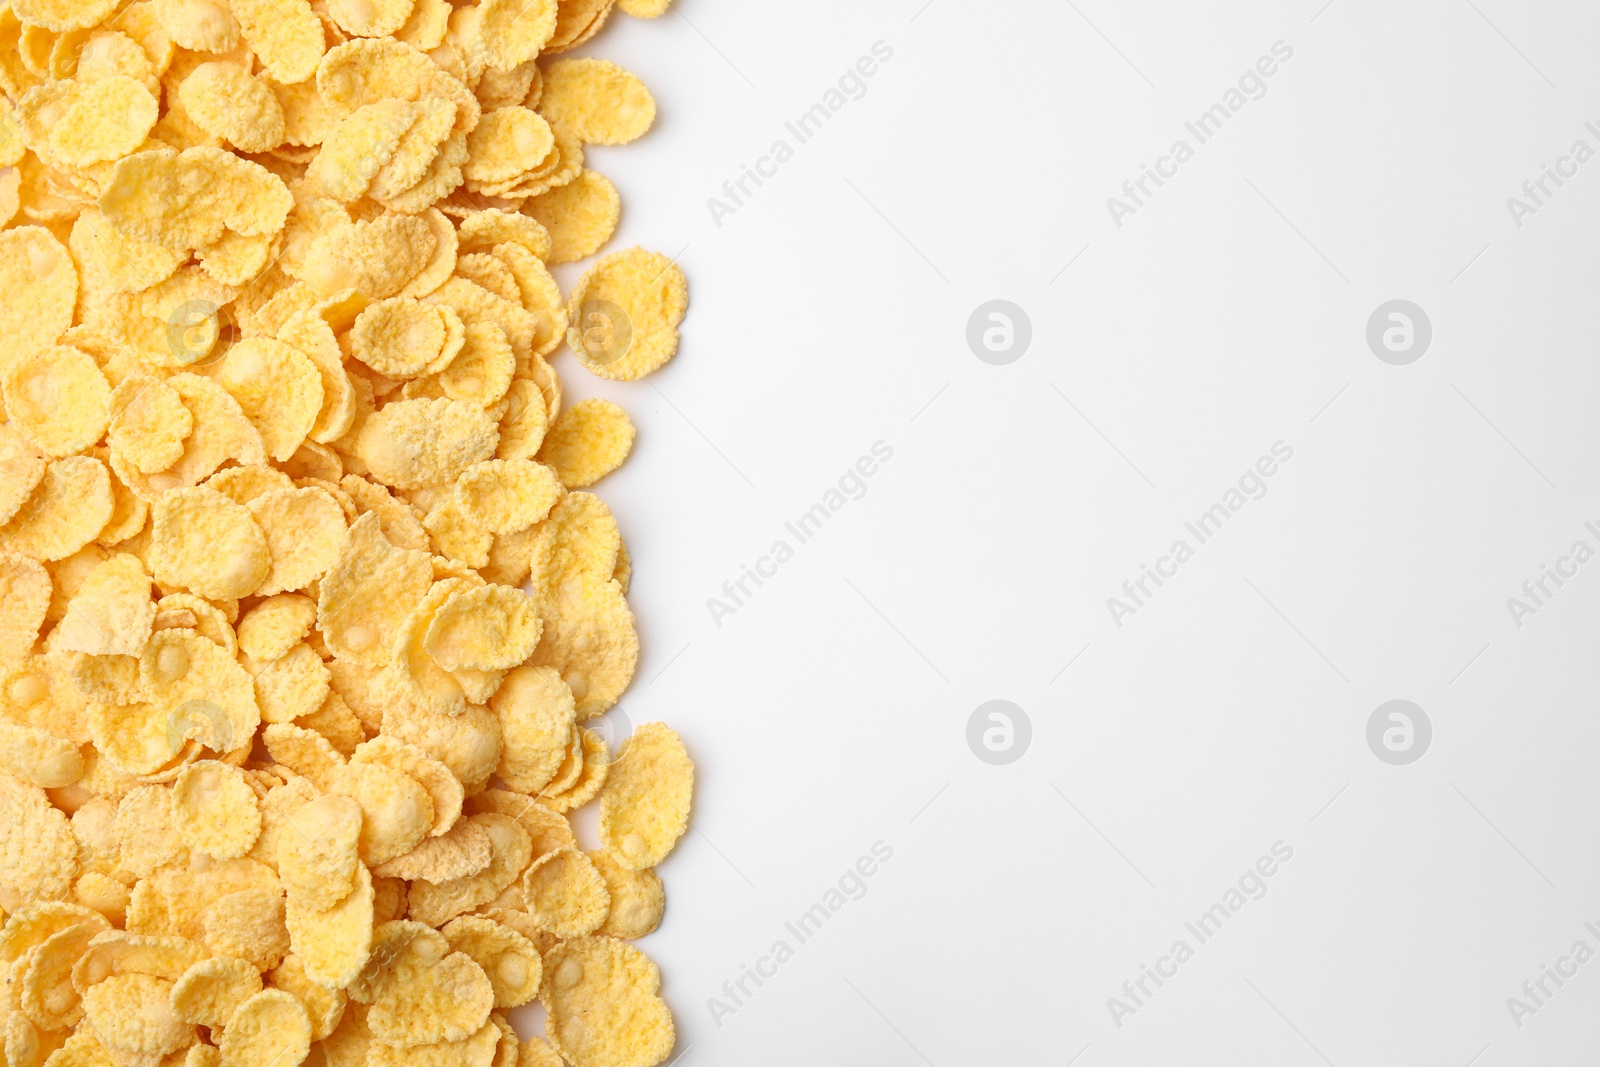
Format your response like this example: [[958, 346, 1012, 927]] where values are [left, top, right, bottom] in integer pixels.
[[617, 0, 670, 16], [171, 761, 261, 860], [44, 76, 160, 166], [356, 398, 498, 490], [453, 459, 560, 535], [495, 380, 548, 462], [403, 813, 529, 927], [235, 594, 316, 663], [275, 792, 361, 914], [423, 584, 540, 679], [435, 321, 515, 408], [539, 59, 654, 146], [0, 457, 115, 564], [0, 229, 77, 373], [350, 298, 455, 378], [53, 553, 154, 658], [107, 377, 193, 476], [525, 169, 619, 264], [11, 0, 120, 31], [327, 0, 417, 38], [214, 337, 324, 463], [364, 931, 493, 1050], [566, 247, 686, 382], [540, 937, 673, 1067], [2, 348, 112, 461], [153, 0, 241, 52], [139, 629, 261, 755], [0, 553, 50, 660], [308, 99, 418, 203], [598, 723, 691, 871], [80, 973, 191, 1056], [463, 108, 554, 186], [148, 486, 270, 601], [520, 848, 608, 939], [217, 989, 311, 1067], [301, 214, 435, 299], [231, 0, 324, 83], [538, 399, 634, 489], [477, 0, 555, 71], [169, 956, 262, 1029], [589, 849, 663, 939]]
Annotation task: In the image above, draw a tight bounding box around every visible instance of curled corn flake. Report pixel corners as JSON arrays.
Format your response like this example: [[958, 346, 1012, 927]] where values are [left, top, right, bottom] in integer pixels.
[[539, 399, 634, 489], [477, 0, 554, 71], [350, 298, 454, 378], [309, 98, 417, 202], [284, 856, 372, 990], [302, 214, 435, 299], [525, 168, 619, 265], [463, 107, 553, 185], [179, 62, 286, 152], [153, 0, 240, 52], [327, 0, 417, 39], [369, 816, 488, 882], [250, 643, 331, 725], [566, 247, 686, 382], [1, 348, 112, 460], [80, 973, 191, 1056], [11, 0, 120, 32], [494, 380, 548, 462], [423, 582, 541, 674], [317, 512, 433, 667]]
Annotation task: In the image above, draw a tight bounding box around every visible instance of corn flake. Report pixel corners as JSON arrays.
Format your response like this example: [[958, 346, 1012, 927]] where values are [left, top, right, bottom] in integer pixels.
[[169, 956, 261, 1029], [148, 487, 270, 601], [540, 937, 672, 1067], [566, 247, 685, 382]]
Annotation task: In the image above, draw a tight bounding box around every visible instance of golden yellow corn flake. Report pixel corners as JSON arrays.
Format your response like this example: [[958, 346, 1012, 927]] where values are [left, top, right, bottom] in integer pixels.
[[246, 487, 348, 595], [217, 989, 310, 1067], [231, 0, 324, 83], [538, 399, 633, 489], [214, 338, 324, 463], [350, 299, 452, 379], [106, 377, 192, 477], [309, 98, 418, 203], [276, 792, 361, 911], [369, 816, 489, 882], [169, 956, 261, 1028], [567, 247, 686, 382], [456, 209, 550, 261], [0, 457, 114, 565], [139, 629, 260, 754], [422, 582, 541, 675], [356, 398, 498, 491], [53, 553, 154, 658], [0, 552, 50, 659], [440, 916, 539, 1009], [351, 735, 461, 838], [541, 937, 672, 1067], [1, 349, 110, 463], [0, 229, 77, 372], [432, 321, 515, 408], [617, 0, 670, 16], [597, 724, 690, 871], [234, 594, 315, 663], [80, 972, 191, 1056], [463, 108, 554, 186], [525, 169, 619, 265], [284, 856, 372, 991], [42, 77, 161, 167], [520, 847, 606, 938], [477, 0, 555, 71], [589, 849, 662, 940], [539, 59, 653, 146], [266, 954, 346, 1041], [316, 512, 433, 666], [403, 813, 528, 927], [148, 486, 270, 601]]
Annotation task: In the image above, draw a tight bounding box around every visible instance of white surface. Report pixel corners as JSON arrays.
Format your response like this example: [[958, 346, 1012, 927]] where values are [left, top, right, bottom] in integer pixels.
[[558, 2, 1600, 1063]]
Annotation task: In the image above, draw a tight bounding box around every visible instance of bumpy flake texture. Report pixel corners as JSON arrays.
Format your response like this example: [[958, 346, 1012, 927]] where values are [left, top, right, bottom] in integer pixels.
[[0, 4, 692, 1063]]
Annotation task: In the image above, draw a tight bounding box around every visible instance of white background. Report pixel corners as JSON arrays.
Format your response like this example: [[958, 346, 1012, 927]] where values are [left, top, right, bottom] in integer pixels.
[[543, 1, 1600, 1063]]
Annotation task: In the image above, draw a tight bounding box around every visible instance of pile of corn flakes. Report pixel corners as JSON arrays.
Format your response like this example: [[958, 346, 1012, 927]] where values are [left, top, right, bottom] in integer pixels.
[[0, 0, 693, 1065]]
